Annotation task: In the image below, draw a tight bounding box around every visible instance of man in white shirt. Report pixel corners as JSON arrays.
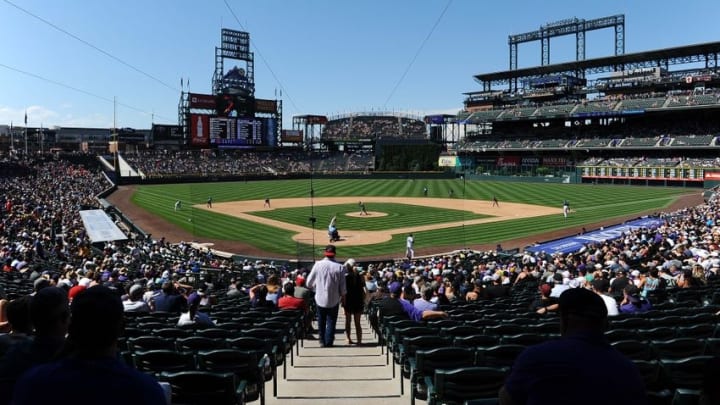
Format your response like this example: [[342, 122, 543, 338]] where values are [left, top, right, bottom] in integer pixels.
[[406, 234, 415, 260], [306, 245, 346, 347], [591, 278, 619, 317]]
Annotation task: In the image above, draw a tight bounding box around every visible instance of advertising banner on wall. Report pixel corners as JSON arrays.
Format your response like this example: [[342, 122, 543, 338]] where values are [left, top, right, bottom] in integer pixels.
[[438, 156, 459, 167], [189, 114, 210, 146]]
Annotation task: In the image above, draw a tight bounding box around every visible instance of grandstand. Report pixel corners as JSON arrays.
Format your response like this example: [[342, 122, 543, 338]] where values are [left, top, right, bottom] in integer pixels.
[[451, 17, 720, 186], [321, 112, 427, 141]]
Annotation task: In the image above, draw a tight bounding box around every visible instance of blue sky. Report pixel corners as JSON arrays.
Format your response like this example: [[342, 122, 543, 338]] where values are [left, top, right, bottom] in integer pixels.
[[1, 0, 719, 130]]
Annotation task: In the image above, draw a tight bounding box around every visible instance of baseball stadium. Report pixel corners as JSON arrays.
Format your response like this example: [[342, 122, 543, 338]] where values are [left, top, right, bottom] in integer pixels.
[[3, 10, 720, 405]]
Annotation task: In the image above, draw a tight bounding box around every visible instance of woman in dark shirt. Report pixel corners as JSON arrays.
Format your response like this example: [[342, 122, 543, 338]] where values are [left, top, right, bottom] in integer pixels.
[[342, 259, 366, 345]]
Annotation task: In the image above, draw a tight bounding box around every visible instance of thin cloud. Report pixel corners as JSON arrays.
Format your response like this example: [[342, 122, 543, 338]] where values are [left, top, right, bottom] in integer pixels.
[[0, 105, 111, 128]]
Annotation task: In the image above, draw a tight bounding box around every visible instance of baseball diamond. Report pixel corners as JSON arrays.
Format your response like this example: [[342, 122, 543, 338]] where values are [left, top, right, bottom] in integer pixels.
[[113, 178, 698, 259]]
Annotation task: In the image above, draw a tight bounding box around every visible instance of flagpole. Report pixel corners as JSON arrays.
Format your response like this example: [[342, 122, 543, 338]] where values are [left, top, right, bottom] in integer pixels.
[[24, 110, 28, 156], [9, 122, 13, 152]]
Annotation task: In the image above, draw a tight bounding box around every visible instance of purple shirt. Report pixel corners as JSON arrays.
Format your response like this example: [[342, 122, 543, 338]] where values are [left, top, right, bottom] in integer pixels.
[[399, 298, 424, 322], [504, 332, 646, 405], [413, 298, 437, 312], [619, 300, 652, 314]]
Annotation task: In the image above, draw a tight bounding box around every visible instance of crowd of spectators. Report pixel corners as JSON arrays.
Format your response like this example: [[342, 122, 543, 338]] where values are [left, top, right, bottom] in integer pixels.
[[461, 88, 720, 125], [322, 115, 426, 140], [122, 149, 373, 178], [579, 156, 720, 169]]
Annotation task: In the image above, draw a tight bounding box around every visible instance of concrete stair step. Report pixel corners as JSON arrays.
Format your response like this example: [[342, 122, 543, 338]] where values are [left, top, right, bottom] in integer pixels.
[[264, 313, 408, 405]]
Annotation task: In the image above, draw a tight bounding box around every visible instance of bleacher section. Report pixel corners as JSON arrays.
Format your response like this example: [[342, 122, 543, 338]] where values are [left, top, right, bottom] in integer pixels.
[[572, 100, 617, 114], [622, 137, 660, 147], [617, 97, 667, 110], [666, 94, 719, 108], [672, 135, 716, 146], [466, 110, 503, 123], [533, 104, 575, 118], [497, 107, 537, 120], [322, 114, 426, 140]]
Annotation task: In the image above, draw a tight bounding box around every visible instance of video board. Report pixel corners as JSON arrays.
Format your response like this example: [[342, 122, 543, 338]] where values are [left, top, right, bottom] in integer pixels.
[[189, 114, 276, 148]]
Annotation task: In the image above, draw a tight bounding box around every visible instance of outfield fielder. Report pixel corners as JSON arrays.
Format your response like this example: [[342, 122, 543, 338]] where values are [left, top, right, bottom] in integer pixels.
[[174, 200, 182, 211]]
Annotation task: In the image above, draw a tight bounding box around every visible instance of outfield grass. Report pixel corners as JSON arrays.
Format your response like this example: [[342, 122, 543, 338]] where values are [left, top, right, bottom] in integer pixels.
[[248, 203, 491, 231], [131, 179, 692, 258]]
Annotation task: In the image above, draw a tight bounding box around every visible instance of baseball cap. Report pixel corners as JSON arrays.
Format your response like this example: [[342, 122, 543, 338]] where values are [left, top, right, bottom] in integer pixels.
[[68, 285, 87, 301], [559, 288, 608, 320], [388, 281, 402, 295], [324, 245, 336, 257], [187, 293, 202, 307], [539, 283, 552, 296]]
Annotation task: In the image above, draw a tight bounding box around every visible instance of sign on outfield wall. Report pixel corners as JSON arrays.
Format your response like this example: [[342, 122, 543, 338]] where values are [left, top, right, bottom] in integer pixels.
[[438, 156, 459, 167], [496, 156, 520, 167], [522, 157, 539, 166], [542, 156, 567, 166]]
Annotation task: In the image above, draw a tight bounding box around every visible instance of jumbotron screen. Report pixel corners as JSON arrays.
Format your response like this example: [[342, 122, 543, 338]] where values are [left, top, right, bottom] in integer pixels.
[[190, 114, 276, 148]]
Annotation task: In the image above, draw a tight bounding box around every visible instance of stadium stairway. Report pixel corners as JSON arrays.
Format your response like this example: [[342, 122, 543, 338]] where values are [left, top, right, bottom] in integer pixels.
[[267, 312, 406, 405]]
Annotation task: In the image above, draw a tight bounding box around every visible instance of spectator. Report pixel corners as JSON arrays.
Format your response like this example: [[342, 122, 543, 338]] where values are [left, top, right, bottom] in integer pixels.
[[265, 274, 283, 306], [591, 278, 619, 317], [123, 284, 151, 313], [609, 270, 631, 302], [278, 282, 307, 312], [249, 284, 276, 310], [529, 283, 558, 315], [11, 286, 166, 405], [369, 282, 447, 334], [413, 286, 438, 311], [619, 285, 652, 314], [342, 258, 365, 345], [0, 296, 32, 357], [483, 274, 510, 299], [293, 274, 315, 333], [226, 278, 243, 298], [177, 293, 215, 328], [306, 245, 347, 348], [153, 281, 187, 313], [465, 279, 483, 301], [0, 287, 69, 405], [549, 272, 569, 298], [500, 288, 646, 405]]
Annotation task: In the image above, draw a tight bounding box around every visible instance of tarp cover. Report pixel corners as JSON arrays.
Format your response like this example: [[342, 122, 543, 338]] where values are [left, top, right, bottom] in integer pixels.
[[79, 209, 127, 242]]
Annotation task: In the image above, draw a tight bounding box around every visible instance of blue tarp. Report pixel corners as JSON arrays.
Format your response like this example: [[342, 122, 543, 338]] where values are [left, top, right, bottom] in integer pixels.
[[526, 217, 665, 255]]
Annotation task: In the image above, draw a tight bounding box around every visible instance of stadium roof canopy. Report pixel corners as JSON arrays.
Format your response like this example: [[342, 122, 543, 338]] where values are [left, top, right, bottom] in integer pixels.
[[474, 41, 720, 90]]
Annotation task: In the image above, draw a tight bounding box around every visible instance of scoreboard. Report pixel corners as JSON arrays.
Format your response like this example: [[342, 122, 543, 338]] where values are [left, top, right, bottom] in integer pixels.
[[190, 114, 276, 148], [209, 117, 262, 145]]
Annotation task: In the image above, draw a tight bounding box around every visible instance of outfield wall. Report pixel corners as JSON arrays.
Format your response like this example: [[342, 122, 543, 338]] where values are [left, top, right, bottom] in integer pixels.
[[465, 173, 578, 184], [130, 171, 455, 185]]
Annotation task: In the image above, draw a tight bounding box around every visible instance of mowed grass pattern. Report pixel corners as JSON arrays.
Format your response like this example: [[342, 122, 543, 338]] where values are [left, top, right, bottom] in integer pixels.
[[131, 179, 691, 258], [248, 203, 491, 231]]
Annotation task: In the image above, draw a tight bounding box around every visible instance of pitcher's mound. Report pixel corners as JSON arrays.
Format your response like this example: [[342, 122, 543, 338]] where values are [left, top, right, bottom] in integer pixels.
[[345, 211, 388, 218]]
